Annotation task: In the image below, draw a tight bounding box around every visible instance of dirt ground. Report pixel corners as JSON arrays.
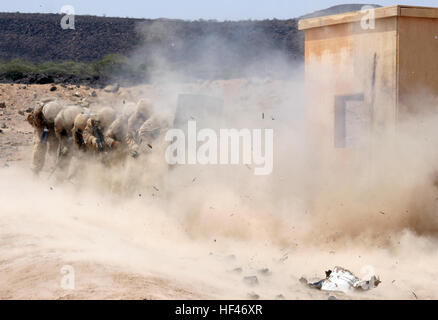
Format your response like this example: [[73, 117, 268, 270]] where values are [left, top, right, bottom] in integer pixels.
[[1, 83, 438, 300]]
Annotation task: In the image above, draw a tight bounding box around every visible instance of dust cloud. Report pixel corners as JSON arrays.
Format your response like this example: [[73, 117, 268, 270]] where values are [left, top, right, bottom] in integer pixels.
[[2, 24, 438, 300]]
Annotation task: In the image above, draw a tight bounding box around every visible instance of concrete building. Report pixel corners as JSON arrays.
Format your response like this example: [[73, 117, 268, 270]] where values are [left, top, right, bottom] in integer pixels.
[[299, 5, 438, 151]]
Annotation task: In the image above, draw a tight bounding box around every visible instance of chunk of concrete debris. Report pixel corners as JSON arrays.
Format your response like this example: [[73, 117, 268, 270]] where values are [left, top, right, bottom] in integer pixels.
[[80, 101, 90, 108], [104, 84, 119, 93], [247, 292, 260, 300], [278, 253, 288, 263], [243, 276, 259, 286], [257, 268, 272, 276], [302, 266, 380, 294], [225, 254, 236, 261], [230, 267, 242, 274], [41, 97, 55, 104]]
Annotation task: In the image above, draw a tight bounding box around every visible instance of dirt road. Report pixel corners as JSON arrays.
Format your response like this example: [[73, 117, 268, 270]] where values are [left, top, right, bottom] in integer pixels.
[[1, 83, 438, 300]]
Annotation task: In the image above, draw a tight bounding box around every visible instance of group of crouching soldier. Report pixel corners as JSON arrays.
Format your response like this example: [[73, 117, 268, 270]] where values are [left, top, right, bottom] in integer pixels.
[[27, 98, 168, 192]]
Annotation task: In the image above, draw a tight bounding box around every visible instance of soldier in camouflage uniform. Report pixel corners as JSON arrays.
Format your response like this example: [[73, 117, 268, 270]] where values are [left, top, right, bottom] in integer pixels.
[[53, 105, 84, 177], [27, 101, 63, 176], [72, 113, 91, 152], [125, 99, 154, 158], [82, 107, 117, 154], [123, 101, 171, 196]]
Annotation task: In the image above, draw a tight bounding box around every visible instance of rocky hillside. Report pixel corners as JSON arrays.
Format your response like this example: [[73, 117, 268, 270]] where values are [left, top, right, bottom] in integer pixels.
[[0, 13, 302, 63], [300, 3, 381, 18], [0, 4, 378, 83], [0, 13, 142, 62]]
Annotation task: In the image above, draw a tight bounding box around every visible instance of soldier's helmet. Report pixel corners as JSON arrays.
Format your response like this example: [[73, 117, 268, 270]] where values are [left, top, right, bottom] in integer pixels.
[[73, 113, 90, 132], [59, 105, 84, 127], [96, 107, 116, 128], [42, 101, 63, 124], [136, 99, 154, 118]]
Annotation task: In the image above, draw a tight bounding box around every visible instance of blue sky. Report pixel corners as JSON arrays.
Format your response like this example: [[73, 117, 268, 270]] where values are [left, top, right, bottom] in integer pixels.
[[1, 0, 437, 20]]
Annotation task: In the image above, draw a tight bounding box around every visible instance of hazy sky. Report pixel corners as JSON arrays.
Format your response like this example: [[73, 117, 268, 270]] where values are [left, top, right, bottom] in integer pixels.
[[1, 0, 437, 20]]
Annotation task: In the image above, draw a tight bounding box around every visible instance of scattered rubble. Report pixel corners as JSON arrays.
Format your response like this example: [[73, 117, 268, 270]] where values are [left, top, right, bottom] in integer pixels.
[[230, 267, 242, 274], [301, 266, 380, 293], [278, 253, 288, 263], [257, 268, 271, 276], [225, 254, 236, 261], [247, 292, 260, 300], [80, 100, 90, 108], [243, 276, 259, 286], [104, 84, 119, 93]]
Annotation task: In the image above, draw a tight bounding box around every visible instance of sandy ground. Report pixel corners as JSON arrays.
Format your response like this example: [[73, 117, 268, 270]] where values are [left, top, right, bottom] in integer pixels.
[[1, 83, 438, 300]]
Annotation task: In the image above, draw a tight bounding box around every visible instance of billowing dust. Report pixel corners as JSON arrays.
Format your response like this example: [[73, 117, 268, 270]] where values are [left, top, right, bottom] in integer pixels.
[[1, 75, 438, 300]]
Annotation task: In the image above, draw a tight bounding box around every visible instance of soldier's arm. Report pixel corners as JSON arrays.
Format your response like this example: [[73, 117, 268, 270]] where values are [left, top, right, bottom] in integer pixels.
[[31, 105, 45, 128], [54, 112, 64, 139], [125, 132, 138, 151], [105, 119, 121, 149], [73, 127, 85, 150], [83, 119, 99, 151], [103, 136, 118, 149], [27, 114, 35, 127], [125, 113, 142, 155]]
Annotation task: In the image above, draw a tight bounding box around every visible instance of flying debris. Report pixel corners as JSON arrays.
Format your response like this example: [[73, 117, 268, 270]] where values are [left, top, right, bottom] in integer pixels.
[[302, 266, 381, 293]]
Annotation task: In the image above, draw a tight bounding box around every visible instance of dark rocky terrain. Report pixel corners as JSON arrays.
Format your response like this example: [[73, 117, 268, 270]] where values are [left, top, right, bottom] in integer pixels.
[[0, 4, 378, 84]]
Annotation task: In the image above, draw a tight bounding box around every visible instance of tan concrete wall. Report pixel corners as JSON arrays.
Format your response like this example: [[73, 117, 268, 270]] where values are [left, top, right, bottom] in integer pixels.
[[304, 17, 398, 168], [398, 16, 438, 116]]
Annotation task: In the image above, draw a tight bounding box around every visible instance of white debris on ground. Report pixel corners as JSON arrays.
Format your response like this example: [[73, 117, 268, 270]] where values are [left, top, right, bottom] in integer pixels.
[[302, 266, 381, 294]]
